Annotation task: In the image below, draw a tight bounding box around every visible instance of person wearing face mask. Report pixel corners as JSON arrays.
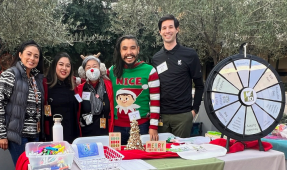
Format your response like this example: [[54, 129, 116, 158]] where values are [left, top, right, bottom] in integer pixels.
[[76, 54, 114, 137], [43, 52, 79, 143], [0, 40, 44, 165]]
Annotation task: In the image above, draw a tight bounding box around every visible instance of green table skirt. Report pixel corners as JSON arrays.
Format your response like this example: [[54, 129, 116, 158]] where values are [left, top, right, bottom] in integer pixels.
[[145, 157, 224, 170]]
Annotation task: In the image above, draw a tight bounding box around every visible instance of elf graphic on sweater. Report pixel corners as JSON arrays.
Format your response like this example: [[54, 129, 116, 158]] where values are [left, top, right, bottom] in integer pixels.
[[108, 62, 160, 130], [115, 85, 148, 115]]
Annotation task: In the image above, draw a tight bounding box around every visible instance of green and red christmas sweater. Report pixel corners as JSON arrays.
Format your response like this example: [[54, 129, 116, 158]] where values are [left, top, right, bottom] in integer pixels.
[[108, 61, 160, 130]]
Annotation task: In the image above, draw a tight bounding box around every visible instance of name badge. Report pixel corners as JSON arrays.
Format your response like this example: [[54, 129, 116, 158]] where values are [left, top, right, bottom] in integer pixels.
[[128, 111, 141, 122], [75, 94, 83, 103], [82, 92, 91, 100], [157, 61, 168, 74], [44, 105, 52, 116], [100, 118, 106, 129], [37, 122, 41, 133]]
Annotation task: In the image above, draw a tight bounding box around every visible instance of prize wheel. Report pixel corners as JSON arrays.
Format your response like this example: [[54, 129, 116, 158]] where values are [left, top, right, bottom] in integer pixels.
[[204, 54, 285, 141]]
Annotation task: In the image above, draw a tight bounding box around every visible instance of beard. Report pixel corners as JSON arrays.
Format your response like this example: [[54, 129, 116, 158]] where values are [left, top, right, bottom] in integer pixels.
[[123, 54, 138, 68]]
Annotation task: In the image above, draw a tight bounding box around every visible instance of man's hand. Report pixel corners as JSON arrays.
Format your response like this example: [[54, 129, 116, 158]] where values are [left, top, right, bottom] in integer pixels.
[[149, 129, 159, 141], [0, 138, 8, 150], [191, 110, 196, 118]]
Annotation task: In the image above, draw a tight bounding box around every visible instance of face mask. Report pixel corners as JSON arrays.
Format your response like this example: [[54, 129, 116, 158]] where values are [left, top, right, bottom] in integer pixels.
[[86, 68, 100, 81]]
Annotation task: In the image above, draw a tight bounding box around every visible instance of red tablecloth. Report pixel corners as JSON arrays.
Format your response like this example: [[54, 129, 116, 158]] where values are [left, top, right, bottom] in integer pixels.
[[16, 143, 180, 170], [118, 143, 179, 160]]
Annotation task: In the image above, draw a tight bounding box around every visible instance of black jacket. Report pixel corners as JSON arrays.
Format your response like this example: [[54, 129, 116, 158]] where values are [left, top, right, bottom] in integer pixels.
[[5, 62, 44, 145]]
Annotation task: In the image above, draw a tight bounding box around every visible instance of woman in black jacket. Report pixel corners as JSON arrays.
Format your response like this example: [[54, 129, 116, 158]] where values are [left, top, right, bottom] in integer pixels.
[[0, 40, 45, 165], [44, 52, 79, 143]]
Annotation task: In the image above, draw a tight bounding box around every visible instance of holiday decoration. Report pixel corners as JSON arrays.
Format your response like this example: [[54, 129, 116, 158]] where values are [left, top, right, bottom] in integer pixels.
[[125, 120, 145, 151], [109, 132, 121, 150]]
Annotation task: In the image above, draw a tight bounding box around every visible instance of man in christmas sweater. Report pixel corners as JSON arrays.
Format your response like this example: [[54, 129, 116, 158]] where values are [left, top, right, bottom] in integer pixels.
[[108, 35, 160, 145]]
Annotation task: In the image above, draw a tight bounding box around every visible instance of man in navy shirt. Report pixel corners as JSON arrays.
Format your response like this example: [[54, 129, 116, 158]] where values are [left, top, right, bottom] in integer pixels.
[[152, 14, 204, 138]]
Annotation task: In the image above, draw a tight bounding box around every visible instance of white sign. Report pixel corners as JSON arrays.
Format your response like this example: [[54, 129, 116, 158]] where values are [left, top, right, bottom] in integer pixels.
[[82, 92, 91, 100], [252, 104, 274, 131], [249, 61, 267, 88], [245, 107, 260, 135], [128, 111, 141, 122], [215, 101, 241, 126], [212, 75, 239, 94], [211, 92, 238, 110], [157, 61, 168, 74], [257, 84, 282, 101], [227, 105, 245, 135], [254, 69, 278, 92], [256, 99, 281, 119], [234, 59, 250, 88], [219, 63, 243, 90]]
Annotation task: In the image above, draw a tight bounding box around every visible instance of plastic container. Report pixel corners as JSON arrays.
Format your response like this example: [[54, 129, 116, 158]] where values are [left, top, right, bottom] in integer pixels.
[[25, 141, 74, 169], [72, 137, 124, 170]]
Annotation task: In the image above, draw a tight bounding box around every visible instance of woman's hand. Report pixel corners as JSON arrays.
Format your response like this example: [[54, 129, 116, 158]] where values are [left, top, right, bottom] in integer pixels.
[[0, 138, 8, 150]]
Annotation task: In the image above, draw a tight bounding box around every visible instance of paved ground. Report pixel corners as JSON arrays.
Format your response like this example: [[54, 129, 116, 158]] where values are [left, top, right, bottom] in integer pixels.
[[0, 149, 14, 170]]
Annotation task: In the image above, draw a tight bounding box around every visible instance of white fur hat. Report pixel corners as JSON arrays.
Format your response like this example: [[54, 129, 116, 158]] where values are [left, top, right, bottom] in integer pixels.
[[78, 53, 102, 79]]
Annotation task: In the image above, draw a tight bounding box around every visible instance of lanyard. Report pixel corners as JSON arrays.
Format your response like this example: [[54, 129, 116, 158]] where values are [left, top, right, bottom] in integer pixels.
[[29, 76, 40, 114]]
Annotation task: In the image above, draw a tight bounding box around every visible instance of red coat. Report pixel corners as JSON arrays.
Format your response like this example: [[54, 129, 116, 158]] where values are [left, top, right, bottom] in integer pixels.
[[75, 79, 114, 136]]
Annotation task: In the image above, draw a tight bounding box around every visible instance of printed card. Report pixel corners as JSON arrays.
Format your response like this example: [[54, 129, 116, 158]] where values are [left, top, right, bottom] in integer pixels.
[[76, 143, 99, 158], [100, 118, 106, 129], [146, 141, 166, 152], [44, 105, 51, 116], [75, 94, 83, 103], [128, 111, 141, 122], [157, 61, 168, 74], [82, 92, 91, 101], [109, 132, 121, 150]]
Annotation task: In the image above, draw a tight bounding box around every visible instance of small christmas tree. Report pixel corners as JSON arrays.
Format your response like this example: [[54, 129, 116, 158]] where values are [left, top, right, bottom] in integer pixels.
[[125, 120, 145, 151]]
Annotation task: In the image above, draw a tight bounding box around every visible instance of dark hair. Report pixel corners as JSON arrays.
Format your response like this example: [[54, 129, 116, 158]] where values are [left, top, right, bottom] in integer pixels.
[[11, 40, 44, 74], [46, 52, 75, 90], [0, 53, 13, 71], [113, 35, 139, 78], [158, 14, 179, 31]]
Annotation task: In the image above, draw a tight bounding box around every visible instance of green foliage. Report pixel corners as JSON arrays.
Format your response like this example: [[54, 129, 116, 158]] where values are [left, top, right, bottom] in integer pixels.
[[0, 0, 72, 55], [280, 114, 287, 124], [109, 0, 162, 63], [43, 0, 116, 70], [2, 0, 287, 69], [109, 0, 287, 65]]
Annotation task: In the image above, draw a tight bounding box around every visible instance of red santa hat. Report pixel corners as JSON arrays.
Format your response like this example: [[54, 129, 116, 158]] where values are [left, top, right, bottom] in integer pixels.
[[116, 84, 148, 100]]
